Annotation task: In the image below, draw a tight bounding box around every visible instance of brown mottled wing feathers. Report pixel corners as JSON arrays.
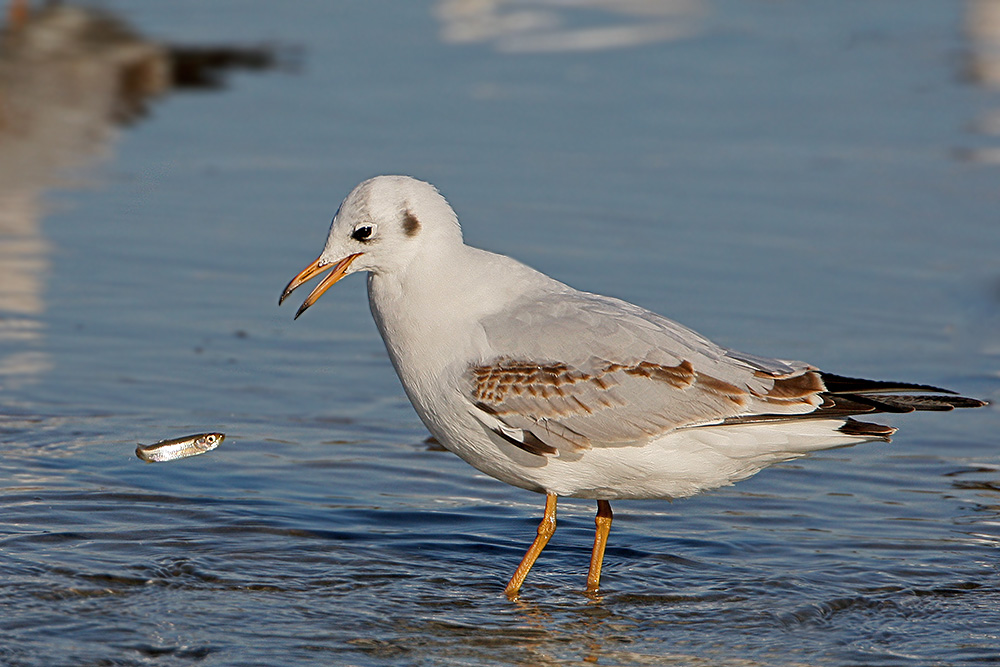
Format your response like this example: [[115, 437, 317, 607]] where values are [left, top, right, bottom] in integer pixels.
[[465, 292, 985, 456], [468, 355, 824, 454]]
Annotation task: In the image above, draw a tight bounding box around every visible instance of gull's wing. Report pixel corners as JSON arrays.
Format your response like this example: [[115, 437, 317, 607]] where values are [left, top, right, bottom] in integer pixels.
[[464, 290, 826, 454]]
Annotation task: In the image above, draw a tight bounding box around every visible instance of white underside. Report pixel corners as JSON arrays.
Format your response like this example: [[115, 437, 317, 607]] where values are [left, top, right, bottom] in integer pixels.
[[438, 418, 877, 500]]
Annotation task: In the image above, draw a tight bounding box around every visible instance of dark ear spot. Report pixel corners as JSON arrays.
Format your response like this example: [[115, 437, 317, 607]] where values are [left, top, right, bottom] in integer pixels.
[[402, 209, 421, 237]]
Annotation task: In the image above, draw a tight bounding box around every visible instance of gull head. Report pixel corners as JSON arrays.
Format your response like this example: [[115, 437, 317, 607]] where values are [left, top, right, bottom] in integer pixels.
[[279, 175, 462, 318]]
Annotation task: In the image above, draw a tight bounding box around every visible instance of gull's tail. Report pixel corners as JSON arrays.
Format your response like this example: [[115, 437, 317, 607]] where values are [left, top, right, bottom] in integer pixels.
[[722, 372, 988, 440]]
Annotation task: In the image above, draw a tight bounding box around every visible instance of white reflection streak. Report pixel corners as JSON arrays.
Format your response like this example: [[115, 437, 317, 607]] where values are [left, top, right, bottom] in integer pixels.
[[0, 5, 169, 391], [0, 195, 51, 385], [435, 0, 705, 53]]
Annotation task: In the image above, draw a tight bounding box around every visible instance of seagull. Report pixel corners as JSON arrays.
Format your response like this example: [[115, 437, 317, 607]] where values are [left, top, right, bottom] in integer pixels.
[[280, 175, 987, 597]]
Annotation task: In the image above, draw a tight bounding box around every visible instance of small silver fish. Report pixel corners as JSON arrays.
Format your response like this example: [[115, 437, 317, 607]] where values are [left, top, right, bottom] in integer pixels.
[[136, 432, 225, 463]]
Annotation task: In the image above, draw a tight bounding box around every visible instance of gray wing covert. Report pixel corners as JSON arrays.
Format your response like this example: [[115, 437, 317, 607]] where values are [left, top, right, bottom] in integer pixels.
[[465, 291, 825, 455]]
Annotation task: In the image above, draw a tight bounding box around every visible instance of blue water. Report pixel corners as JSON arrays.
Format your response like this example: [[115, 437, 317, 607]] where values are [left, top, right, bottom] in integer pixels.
[[1, 1, 999, 665]]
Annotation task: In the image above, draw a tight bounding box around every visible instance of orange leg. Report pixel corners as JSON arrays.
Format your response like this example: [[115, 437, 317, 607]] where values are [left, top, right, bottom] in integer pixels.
[[586, 500, 613, 593], [505, 493, 557, 597]]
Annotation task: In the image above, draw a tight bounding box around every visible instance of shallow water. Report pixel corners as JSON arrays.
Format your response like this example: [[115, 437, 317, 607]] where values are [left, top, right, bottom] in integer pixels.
[[1, 1, 1000, 665]]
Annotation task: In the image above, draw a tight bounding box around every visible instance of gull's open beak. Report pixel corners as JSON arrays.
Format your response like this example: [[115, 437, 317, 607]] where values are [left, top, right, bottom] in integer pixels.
[[279, 253, 362, 319]]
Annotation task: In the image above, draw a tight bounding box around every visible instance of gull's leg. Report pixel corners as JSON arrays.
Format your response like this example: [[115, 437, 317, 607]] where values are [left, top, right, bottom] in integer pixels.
[[505, 493, 557, 597], [586, 500, 613, 593]]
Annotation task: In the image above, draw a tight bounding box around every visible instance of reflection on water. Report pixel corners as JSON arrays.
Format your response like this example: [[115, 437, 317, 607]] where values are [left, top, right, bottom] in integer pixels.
[[967, 0, 1000, 87], [0, 4, 283, 395], [960, 0, 1000, 367], [964, 0, 1000, 163], [0, 4, 166, 391], [435, 0, 705, 53]]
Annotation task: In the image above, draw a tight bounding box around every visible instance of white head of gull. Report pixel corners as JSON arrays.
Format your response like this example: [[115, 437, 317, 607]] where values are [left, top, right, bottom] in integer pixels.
[[280, 175, 987, 597]]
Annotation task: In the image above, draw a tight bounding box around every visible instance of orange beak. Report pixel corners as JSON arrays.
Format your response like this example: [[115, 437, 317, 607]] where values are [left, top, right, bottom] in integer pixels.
[[279, 253, 362, 319]]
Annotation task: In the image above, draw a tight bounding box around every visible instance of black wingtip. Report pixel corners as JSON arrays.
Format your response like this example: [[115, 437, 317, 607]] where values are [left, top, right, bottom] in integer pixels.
[[950, 396, 990, 409], [819, 372, 957, 395], [839, 418, 896, 441]]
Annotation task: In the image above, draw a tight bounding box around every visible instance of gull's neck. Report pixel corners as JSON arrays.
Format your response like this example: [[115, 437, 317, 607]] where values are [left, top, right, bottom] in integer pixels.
[[366, 242, 558, 378]]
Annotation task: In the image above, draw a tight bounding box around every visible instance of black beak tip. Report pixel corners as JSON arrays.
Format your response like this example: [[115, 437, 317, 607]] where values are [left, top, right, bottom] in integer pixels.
[[278, 284, 295, 306]]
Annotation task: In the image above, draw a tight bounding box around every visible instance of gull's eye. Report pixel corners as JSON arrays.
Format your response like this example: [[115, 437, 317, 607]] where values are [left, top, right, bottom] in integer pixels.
[[351, 225, 375, 242]]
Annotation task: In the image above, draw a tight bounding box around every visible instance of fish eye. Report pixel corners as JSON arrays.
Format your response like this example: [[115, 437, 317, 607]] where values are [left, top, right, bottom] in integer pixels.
[[351, 225, 375, 242], [203, 434, 218, 445]]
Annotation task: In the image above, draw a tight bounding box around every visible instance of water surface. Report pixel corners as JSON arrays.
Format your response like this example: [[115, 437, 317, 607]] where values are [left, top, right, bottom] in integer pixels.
[[1, 1, 999, 665]]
